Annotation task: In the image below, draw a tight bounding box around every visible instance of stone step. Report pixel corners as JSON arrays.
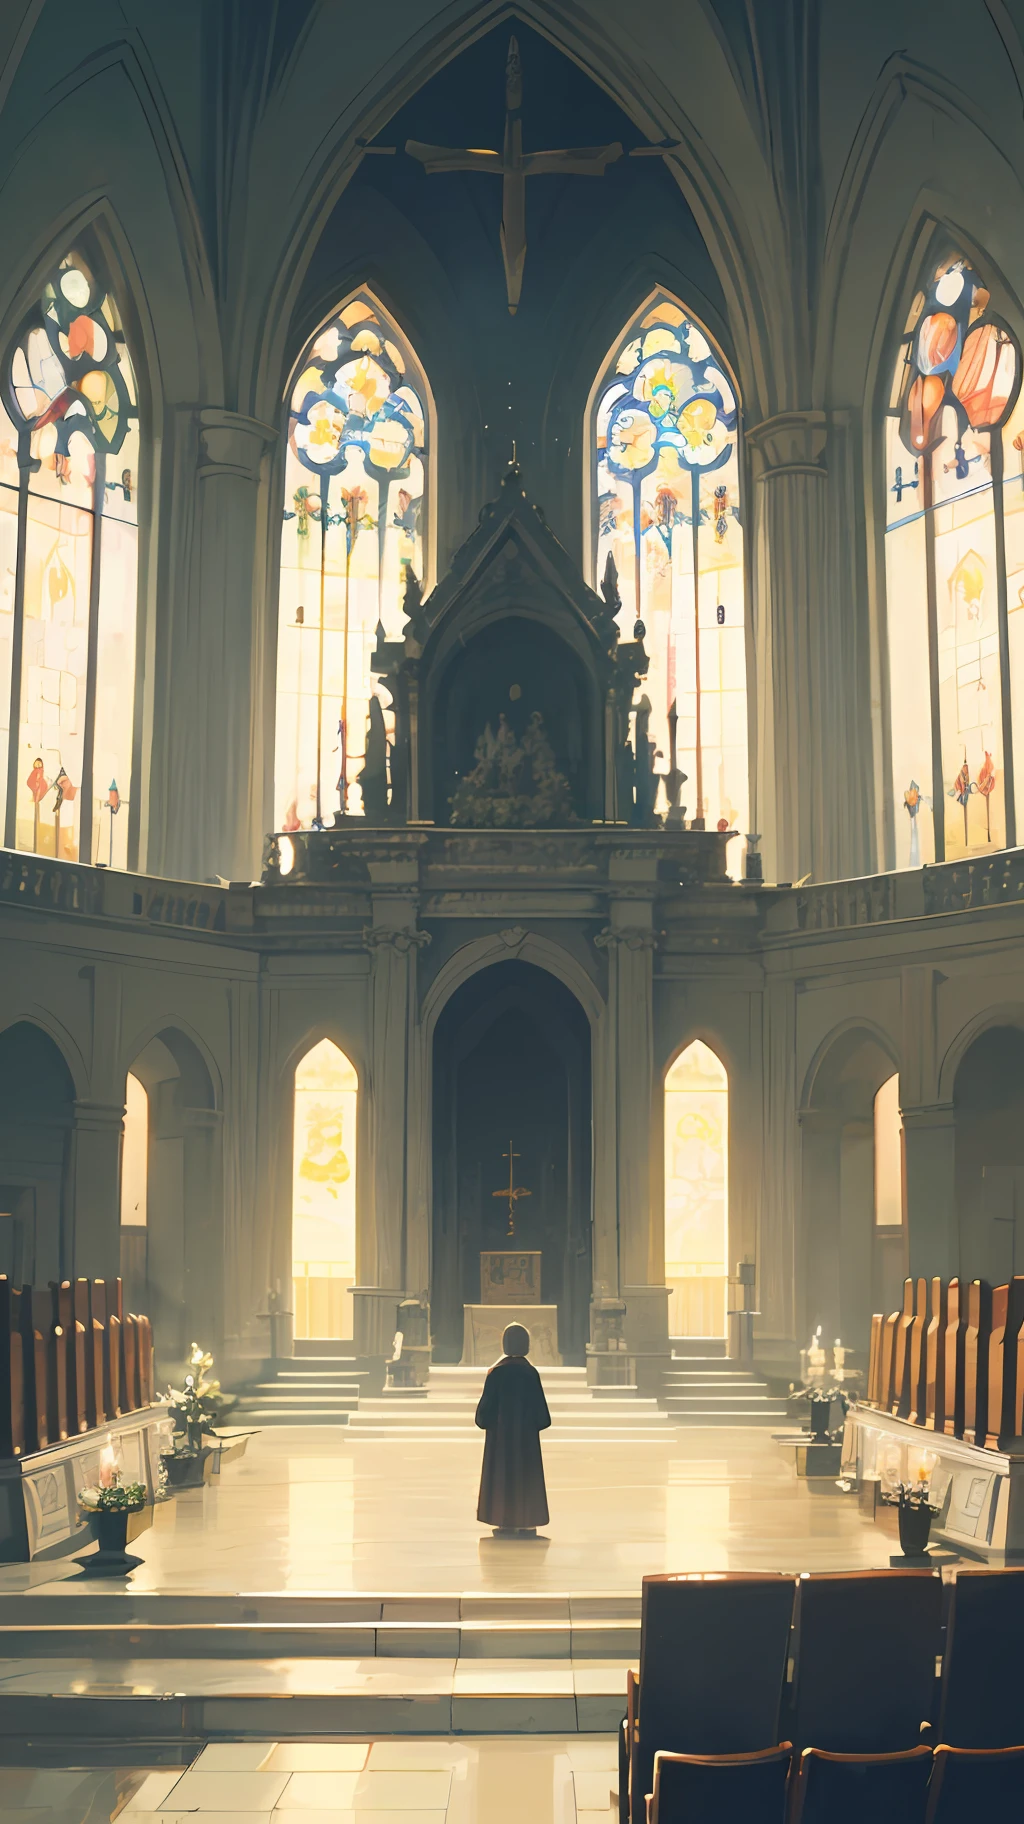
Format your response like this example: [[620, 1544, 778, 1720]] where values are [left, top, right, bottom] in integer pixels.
[[229, 1407, 353, 1425], [662, 1408, 788, 1426], [0, 1656, 631, 1738], [0, 1616, 640, 1660], [0, 1592, 640, 1626]]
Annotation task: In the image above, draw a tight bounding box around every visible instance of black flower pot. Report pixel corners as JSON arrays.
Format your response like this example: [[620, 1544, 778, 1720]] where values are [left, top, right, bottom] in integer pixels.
[[898, 1500, 933, 1556], [94, 1509, 130, 1555], [161, 1446, 212, 1490], [809, 1399, 831, 1440]]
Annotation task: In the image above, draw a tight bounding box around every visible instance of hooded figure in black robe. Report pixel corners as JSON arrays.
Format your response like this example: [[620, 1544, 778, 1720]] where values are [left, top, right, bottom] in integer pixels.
[[475, 1323, 551, 1534]]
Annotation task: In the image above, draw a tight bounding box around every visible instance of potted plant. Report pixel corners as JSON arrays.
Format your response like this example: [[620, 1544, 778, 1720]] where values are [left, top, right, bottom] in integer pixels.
[[882, 1471, 940, 1556], [788, 1384, 848, 1440], [161, 1371, 214, 1489], [78, 1458, 147, 1566]]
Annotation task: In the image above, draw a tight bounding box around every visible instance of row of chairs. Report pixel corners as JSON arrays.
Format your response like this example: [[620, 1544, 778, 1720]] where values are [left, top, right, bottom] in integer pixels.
[[646, 1742, 1024, 1824], [620, 1568, 1024, 1824]]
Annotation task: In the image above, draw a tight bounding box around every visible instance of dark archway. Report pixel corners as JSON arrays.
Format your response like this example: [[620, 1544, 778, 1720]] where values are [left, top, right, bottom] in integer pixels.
[[801, 1028, 904, 1351], [430, 616, 599, 824], [954, 1026, 1024, 1282], [0, 1022, 75, 1285], [431, 960, 592, 1363]]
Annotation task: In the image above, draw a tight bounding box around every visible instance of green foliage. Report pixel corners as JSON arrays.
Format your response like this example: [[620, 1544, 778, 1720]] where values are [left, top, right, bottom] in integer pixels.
[[79, 1477, 146, 1513], [449, 711, 577, 828]]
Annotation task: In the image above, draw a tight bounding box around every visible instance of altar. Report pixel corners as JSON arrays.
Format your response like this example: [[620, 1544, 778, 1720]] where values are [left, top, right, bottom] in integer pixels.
[[461, 1251, 561, 1364], [462, 1303, 561, 1366]]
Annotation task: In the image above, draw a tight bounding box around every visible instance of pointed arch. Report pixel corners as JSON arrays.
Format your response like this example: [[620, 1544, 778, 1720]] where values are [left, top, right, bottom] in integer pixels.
[[273, 286, 433, 833], [291, 1036, 359, 1341], [587, 288, 748, 840], [663, 1037, 729, 1337]]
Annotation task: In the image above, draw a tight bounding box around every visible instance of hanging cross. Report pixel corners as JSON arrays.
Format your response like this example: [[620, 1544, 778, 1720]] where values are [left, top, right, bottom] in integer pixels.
[[492, 1139, 532, 1238], [406, 36, 624, 314]]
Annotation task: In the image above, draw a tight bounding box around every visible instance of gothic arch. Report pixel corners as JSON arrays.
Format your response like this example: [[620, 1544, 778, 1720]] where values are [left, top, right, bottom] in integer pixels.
[[0, 1006, 88, 1100], [939, 1002, 1024, 1104], [800, 1014, 900, 1114], [242, 0, 781, 434], [121, 1016, 222, 1109], [421, 931, 605, 1044]]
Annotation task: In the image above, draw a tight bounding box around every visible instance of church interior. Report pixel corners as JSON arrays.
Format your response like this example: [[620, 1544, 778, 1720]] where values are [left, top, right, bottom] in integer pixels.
[[3, 2, 1024, 1819]]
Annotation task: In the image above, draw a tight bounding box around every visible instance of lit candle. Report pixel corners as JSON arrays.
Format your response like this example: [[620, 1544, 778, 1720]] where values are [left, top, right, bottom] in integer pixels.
[[98, 1442, 117, 1488]]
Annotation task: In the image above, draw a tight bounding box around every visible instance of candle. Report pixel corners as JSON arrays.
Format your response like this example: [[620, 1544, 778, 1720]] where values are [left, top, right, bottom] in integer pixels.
[[98, 1442, 117, 1489]]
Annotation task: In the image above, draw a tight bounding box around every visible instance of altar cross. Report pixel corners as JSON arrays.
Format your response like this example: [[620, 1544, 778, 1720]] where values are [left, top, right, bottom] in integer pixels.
[[492, 1139, 532, 1238], [406, 36, 624, 313]]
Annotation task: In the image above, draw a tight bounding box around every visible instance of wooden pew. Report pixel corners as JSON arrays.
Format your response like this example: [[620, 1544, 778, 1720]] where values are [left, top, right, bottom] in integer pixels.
[[943, 1279, 967, 1439], [891, 1280, 916, 1418], [924, 1277, 947, 1431], [907, 1278, 928, 1425], [962, 1281, 992, 1448]]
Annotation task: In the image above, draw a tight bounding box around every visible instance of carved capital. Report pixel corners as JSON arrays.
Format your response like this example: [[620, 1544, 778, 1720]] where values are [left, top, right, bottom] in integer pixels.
[[747, 410, 828, 479], [363, 924, 432, 955], [198, 408, 277, 481], [594, 924, 660, 952]]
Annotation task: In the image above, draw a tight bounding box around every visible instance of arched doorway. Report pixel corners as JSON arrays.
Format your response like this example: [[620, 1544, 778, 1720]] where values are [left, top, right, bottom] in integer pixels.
[[954, 1025, 1024, 1281], [0, 1021, 75, 1284], [801, 1028, 905, 1350], [122, 1029, 219, 1367], [431, 960, 592, 1363], [290, 1039, 358, 1340]]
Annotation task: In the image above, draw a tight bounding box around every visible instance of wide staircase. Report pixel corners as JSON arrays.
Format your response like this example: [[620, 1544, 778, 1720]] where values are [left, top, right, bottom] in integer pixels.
[[661, 1341, 788, 1427], [347, 1363, 671, 1440]]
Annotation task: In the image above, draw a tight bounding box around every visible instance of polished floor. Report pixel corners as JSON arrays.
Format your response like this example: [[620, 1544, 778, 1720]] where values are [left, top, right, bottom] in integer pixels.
[[0, 1425, 893, 1602], [0, 1735, 617, 1823]]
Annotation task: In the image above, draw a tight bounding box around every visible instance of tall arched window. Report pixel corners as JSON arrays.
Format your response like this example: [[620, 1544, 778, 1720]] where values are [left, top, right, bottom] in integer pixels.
[[292, 1038, 358, 1340], [664, 1040, 728, 1337], [885, 250, 1023, 866], [0, 246, 139, 867], [590, 293, 747, 836], [275, 291, 429, 832]]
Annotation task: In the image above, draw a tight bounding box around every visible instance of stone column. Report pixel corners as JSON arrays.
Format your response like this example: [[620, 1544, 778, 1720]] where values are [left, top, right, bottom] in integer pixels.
[[594, 921, 668, 1369], [901, 1104, 958, 1281], [759, 978, 798, 1348], [182, 1106, 225, 1355], [70, 1099, 123, 1282], [146, 408, 276, 885], [748, 411, 831, 885], [363, 920, 431, 1294]]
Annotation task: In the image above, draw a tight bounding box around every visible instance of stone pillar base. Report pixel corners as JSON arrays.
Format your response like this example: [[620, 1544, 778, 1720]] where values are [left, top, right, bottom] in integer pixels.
[[622, 1285, 671, 1393]]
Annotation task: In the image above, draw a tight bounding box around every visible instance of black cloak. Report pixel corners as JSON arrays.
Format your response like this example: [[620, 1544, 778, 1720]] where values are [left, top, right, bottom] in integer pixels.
[[475, 1353, 552, 1528]]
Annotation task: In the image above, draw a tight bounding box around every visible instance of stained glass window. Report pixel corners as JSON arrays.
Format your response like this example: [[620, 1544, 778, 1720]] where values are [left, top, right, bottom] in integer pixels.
[[664, 1040, 728, 1338], [0, 246, 139, 866], [275, 292, 428, 830], [120, 1071, 148, 1228], [592, 293, 748, 840], [885, 252, 1022, 866], [292, 1038, 358, 1340]]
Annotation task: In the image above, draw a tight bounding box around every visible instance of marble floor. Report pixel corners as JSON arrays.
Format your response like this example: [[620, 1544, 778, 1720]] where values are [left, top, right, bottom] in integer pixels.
[[0, 1735, 617, 1823], [0, 1425, 894, 1601]]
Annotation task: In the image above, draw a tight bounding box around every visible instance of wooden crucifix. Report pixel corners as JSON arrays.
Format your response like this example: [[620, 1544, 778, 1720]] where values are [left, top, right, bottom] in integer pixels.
[[492, 1140, 532, 1238], [406, 36, 624, 314]]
